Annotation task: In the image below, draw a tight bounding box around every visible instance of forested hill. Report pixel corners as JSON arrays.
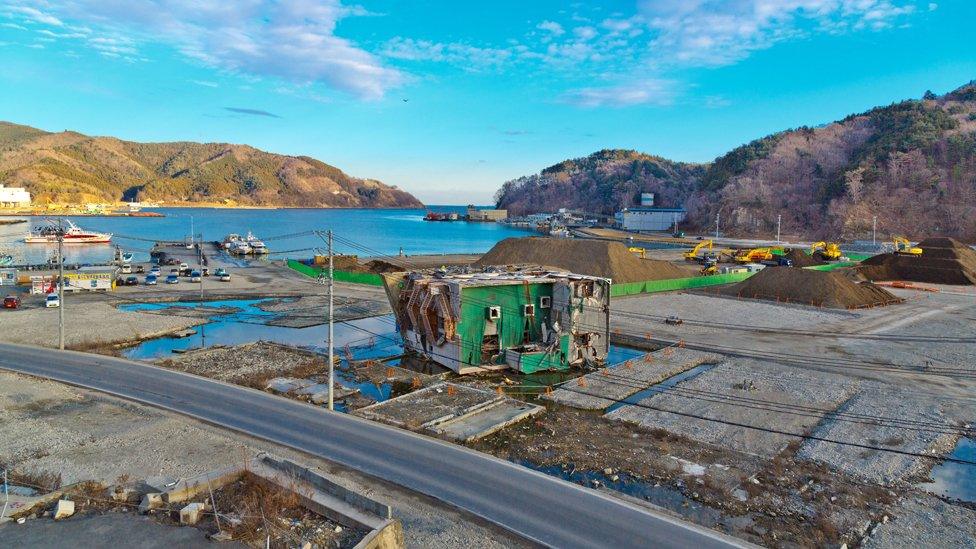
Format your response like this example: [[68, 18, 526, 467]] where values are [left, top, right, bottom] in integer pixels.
[[495, 81, 976, 240], [0, 122, 423, 208]]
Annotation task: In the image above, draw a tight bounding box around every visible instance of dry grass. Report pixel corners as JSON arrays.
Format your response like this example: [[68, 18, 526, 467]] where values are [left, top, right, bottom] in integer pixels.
[[0, 457, 63, 492]]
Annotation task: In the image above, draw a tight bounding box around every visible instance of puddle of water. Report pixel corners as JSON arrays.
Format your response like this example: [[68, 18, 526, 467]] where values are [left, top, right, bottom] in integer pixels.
[[919, 437, 976, 502], [518, 460, 741, 529], [605, 363, 717, 414], [606, 344, 646, 365], [120, 299, 402, 360]]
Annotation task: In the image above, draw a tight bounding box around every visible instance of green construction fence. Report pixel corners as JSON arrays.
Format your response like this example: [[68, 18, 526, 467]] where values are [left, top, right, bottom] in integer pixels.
[[610, 271, 755, 297], [286, 259, 384, 286]]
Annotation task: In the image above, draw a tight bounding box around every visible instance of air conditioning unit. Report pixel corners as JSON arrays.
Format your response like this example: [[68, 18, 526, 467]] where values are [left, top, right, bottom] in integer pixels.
[[523, 304, 535, 316], [486, 306, 501, 320], [539, 296, 551, 309]]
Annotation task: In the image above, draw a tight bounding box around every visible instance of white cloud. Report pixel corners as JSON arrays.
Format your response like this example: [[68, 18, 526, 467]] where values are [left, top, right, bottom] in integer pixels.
[[560, 79, 677, 108], [7, 0, 403, 100], [192, 80, 219, 88], [537, 20, 565, 36], [6, 6, 63, 26], [638, 0, 920, 67], [573, 26, 598, 40], [381, 37, 511, 69], [1, 22, 28, 31]]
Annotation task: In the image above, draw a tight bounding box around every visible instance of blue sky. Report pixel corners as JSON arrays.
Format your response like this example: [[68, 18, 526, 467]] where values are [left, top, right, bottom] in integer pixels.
[[1, 1, 973, 204]]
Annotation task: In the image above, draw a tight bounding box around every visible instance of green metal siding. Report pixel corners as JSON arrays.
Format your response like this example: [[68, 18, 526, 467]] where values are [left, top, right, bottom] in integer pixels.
[[458, 283, 567, 370]]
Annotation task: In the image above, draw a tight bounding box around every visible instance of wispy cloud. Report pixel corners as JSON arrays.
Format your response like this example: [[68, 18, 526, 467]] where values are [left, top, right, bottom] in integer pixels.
[[192, 80, 219, 88], [225, 107, 281, 118], [381, 38, 510, 69], [5, 6, 63, 26], [5, 0, 403, 100], [560, 79, 677, 108]]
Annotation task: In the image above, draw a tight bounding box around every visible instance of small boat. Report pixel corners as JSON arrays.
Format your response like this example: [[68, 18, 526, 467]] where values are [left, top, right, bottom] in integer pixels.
[[25, 219, 112, 244], [424, 211, 458, 221], [0, 255, 12, 267], [228, 240, 252, 255], [222, 233, 241, 249], [245, 231, 268, 254]]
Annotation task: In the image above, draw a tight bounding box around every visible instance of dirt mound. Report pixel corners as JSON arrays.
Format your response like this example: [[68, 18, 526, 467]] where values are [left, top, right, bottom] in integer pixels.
[[718, 267, 901, 309], [859, 237, 976, 285], [783, 248, 825, 267], [364, 259, 403, 273], [475, 237, 686, 283]]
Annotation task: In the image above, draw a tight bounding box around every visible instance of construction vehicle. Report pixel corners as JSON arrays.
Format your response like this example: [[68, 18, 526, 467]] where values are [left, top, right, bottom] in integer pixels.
[[810, 241, 842, 261], [664, 315, 684, 325], [628, 247, 646, 259], [892, 236, 923, 256], [684, 240, 713, 262], [700, 264, 718, 275], [733, 247, 774, 264]]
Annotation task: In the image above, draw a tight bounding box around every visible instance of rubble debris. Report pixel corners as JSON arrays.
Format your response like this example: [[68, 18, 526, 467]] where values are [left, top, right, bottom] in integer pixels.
[[52, 500, 74, 520], [179, 502, 206, 525]]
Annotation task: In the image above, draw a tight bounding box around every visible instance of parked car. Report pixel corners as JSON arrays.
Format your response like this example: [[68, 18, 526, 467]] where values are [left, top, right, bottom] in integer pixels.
[[170, 268, 179, 274], [3, 295, 20, 309], [179, 262, 189, 271], [45, 294, 60, 308], [120, 264, 132, 274], [136, 265, 145, 273], [219, 272, 231, 282], [165, 274, 179, 284], [201, 267, 210, 277], [145, 274, 158, 285], [124, 275, 139, 286], [214, 268, 227, 277], [189, 270, 202, 282]]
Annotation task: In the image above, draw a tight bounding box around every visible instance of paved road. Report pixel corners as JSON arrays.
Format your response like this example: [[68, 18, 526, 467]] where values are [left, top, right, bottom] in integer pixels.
[[0, 343, 747, 549]]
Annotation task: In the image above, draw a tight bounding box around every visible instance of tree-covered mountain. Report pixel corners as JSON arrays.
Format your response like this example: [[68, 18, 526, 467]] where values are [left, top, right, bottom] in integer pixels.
[[0, 122, 423, 208], [495, 81, 976, 240]]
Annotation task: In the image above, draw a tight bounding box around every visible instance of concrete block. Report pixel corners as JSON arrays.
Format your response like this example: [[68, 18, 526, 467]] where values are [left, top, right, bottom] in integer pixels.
[[53, 500, 75, 520], [139, 493, 164, 514], [179, 502, 206, 525]]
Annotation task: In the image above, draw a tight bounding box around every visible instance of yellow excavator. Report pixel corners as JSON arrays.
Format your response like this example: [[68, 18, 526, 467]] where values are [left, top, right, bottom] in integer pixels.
[[684, 240, 713, 262], [733, 247, 774, 263], [628, 247, 646, 259], [893, 236, 923, 256], [700, 264, 718, 276], [810, 241, 842, 261]]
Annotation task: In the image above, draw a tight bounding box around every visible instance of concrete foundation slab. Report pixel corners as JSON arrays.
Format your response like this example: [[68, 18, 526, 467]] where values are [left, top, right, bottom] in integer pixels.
[[435, 400, 545, 442], [545, 348, 724, 410]]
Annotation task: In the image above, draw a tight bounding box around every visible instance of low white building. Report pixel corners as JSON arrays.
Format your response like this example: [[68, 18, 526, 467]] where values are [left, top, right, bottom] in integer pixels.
[[614, 207, 686, 232], [0, 184, 30, 207]]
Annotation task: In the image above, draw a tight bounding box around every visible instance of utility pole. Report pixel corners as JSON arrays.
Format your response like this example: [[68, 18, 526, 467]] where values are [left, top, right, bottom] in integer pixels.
[[872, 216, 877, 247], [715, 212, 720, 239], [776, 214, 781, 243], [327, 230, 334, 411], [57, 218, 65, 351], [198, 237, 205, 349]]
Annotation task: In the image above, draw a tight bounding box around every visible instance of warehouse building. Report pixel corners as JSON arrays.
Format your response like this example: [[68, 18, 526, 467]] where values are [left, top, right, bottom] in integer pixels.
[[0, 184, 31, 208], [614, 207, 686, 232], [466, 205, 508, 222], [382, 269, 610, 374]]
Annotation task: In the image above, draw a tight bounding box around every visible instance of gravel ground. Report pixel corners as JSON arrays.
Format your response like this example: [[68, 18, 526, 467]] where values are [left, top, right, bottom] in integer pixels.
[[797, 383, 964, 486], [0, 371, 526, 548], [611, 291, 854, 340], [0, 298, 202, 349], [156, 341, 324, 388], [608, 358, 859, 457], [862, 495, 976, 548]]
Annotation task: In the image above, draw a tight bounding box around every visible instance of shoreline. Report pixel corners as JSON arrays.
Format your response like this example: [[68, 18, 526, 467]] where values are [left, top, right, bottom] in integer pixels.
[[0, 204, 431, 216]]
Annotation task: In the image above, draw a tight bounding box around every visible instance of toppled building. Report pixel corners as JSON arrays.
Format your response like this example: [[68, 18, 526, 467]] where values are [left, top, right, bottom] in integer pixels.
[[382, 269, 610, 374]]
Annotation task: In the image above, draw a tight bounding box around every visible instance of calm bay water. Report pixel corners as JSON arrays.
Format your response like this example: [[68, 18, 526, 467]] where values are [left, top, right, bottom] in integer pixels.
[[0, 206, 530, 265]]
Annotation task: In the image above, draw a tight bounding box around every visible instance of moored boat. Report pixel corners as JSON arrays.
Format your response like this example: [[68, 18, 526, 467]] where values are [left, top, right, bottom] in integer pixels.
[[25, 219, 112, 244]]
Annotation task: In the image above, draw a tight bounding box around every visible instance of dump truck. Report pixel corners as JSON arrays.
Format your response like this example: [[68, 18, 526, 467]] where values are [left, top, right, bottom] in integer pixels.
[[734, 247, 774, 263]]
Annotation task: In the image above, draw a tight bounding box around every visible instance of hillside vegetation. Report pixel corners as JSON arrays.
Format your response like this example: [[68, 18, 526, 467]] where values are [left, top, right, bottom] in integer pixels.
[[495, 81, 976, 240], [0, 122, 423, 208]]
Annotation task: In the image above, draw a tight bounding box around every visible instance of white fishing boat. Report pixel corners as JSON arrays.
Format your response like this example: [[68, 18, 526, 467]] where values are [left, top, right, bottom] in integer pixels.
[[245, 231, 268, 254], [25, 219, 112, 244], [222, 233, 241, 249], [228, 240, 252, 255]]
